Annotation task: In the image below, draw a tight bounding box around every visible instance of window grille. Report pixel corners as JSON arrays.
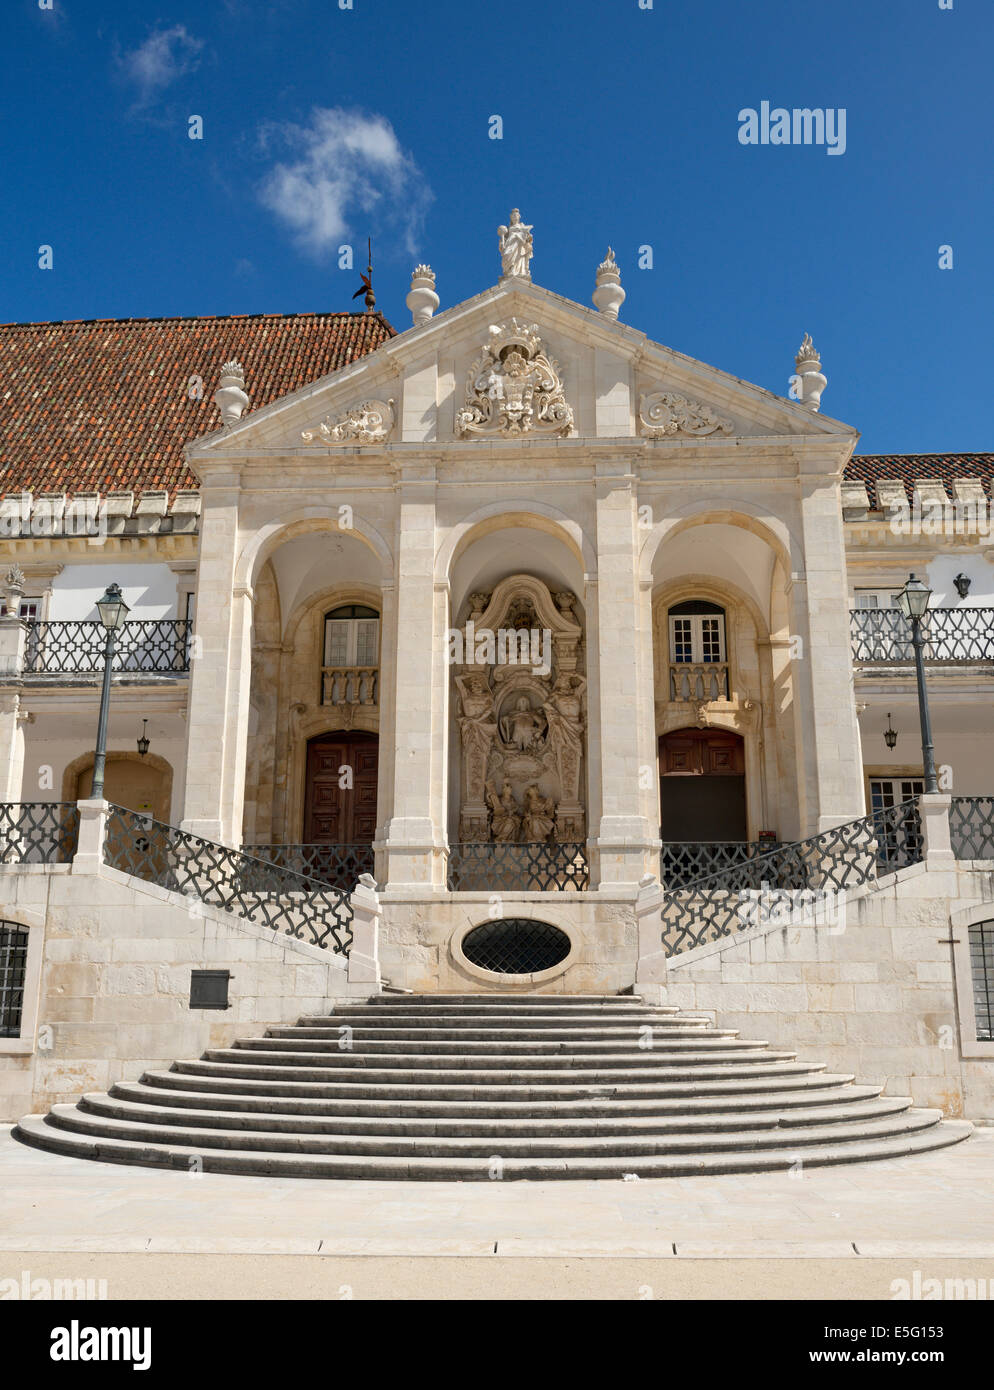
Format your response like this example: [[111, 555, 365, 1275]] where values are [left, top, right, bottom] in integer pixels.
[[0, 923, 29, 1038], [969, 922, 994, 1042]]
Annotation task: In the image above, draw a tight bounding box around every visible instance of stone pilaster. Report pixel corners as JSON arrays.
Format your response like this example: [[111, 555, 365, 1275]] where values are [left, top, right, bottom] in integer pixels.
[[380, 463, 446, 889], [181, 472, 247, 845], [0, 616, 27, 802], [791, 477, 866, 834], [589, 462, 659, 888]]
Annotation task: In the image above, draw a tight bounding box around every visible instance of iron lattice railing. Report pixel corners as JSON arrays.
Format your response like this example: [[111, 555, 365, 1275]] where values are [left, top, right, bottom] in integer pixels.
[[660, 799, 923, 955], [244, 843, 375, 891], [22, 619, 192, 675], [448, 842, 589, 891], [661, 840, 779, 888], [461, 919, 572, 974], [0, 802, 79, 864], [104, 805, 353, 954], [0, 921, 29, 1037], [950, 797, 994, 860], [850, 607, 994, 664]]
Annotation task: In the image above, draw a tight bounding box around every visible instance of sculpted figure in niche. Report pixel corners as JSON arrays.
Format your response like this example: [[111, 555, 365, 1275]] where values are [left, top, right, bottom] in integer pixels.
[[498, 209, 533, 279], [542, 673, 586, 778], [500, 695, 545, 751], [521, 784, 556, 843], [486, 779, 520, 843], [456, 673, 498, 785]]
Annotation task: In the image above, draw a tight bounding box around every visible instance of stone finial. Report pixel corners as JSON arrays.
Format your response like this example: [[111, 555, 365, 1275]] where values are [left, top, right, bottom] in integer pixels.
[[214, 360, 250, 425], [406, 264, 439, 327], [3, 565, 25, 617], [793, 333, 827, 412], [592, 247, 626, 320]]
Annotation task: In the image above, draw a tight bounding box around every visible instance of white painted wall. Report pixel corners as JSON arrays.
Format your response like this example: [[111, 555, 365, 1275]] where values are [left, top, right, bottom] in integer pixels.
[[926, 553, 994, 607], [49, 564, 179, 621]]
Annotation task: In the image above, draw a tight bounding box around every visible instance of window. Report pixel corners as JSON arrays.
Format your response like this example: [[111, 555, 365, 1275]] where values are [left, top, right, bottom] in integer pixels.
[[669, 601, 726, 665], [323, 605, 380, 668], [0, 923, 29, 1038], [0, 597, 39, 619], [870, 777, 924, 868], [870, 777, 924, 811], [969, 922, 994, 1042], [854, 590, 902, 609]]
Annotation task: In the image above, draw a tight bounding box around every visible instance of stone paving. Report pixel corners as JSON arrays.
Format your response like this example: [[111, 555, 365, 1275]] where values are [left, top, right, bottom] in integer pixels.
[[2, 1124, 993, 1260]]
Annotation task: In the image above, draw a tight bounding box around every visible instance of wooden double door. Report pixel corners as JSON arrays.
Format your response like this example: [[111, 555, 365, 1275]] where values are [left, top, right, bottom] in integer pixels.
[[659, 728, 747, 841], [303, 733, 378, 846]]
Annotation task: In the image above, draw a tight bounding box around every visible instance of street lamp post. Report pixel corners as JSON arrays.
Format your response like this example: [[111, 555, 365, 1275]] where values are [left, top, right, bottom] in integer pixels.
[[897, 573, 938, 795], [90, 583, 130, 801]]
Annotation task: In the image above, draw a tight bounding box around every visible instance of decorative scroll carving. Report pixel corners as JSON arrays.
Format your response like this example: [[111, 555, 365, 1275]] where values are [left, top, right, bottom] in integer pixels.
[[454, 574, 586, 843], [456, 320, 573, 439], [301, 399, 395, 446], [638, 390, 733, 438]]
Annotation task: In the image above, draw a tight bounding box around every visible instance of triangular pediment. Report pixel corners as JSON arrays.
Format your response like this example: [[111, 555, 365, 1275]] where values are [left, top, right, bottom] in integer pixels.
[[185, 276, 856, 473]]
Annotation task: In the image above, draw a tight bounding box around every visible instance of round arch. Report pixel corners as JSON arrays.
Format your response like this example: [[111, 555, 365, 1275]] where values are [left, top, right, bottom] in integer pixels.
[[236, 509, 394, 591], [436, 502, 596, 584], [638, 501, 800, 585]]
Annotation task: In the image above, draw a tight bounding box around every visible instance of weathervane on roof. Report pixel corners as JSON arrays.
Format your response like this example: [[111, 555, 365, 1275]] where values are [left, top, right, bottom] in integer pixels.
[[352, 238, 376, 312]]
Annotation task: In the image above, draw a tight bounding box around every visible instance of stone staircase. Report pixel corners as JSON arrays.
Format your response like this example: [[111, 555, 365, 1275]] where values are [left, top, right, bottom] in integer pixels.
[[14, 994, 972, 1179]]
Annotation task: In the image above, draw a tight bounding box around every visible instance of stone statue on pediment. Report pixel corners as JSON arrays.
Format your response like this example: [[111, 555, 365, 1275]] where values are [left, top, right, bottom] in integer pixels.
[[498, 208, 533, 280]]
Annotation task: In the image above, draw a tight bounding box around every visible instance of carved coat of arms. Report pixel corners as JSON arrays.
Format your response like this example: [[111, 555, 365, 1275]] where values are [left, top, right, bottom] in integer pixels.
[[456, 320, 573, 438]]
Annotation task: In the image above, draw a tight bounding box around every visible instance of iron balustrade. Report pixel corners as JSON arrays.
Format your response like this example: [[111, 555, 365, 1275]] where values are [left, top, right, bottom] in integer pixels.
[[448, 842, 589, 891], [659, 799, 923, 955], [0, 802, 79, 864], [22, 619, 192, 675], [104, 805, 353, 955], [950, 797, 994, 860], [321, 666, 378, 708], [669, 662, 730, 701], [850, 607, 994, 664], [661, 840, 779, 888], [244, 843, 375, 890]]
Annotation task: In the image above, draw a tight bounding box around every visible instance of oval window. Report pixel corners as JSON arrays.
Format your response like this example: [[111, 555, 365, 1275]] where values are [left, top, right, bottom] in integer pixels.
[[461, 919, 571, 975]]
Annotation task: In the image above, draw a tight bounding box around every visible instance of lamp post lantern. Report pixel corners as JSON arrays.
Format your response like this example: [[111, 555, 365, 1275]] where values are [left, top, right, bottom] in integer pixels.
[[897, 573, 938, 795], [90, 583, 130, 800]]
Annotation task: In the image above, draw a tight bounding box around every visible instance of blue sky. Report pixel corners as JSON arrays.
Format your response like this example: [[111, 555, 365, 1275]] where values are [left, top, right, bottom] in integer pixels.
[[2, 0, 990, 454]]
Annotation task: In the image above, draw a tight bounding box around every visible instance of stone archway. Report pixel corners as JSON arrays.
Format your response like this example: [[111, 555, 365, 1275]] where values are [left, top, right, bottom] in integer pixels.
[[64, 750, 173, 823]]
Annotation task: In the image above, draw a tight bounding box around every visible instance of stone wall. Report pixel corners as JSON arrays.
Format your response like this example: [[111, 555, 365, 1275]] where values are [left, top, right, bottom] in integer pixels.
[[663, 861, 994, 1122], [0, 862, 356, 1121]]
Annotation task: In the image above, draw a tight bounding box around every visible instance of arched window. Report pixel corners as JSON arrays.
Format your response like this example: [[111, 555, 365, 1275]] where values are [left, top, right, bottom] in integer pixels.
[[668, 600, 726, 665], [323, 605, 380, 668]]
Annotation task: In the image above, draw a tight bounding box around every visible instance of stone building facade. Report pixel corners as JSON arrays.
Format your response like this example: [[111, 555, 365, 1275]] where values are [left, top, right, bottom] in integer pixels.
[[1, 215, 993, 1126]]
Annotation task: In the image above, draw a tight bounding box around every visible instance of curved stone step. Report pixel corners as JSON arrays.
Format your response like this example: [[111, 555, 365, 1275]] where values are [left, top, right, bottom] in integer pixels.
[[14, 990, 973, 1181], [170, 1056, 819, 1090], [83, 1091, 915, 1138], [14, 1111, 972, 1180], [120, 1076, 880, 1119], [34, 1102, 942, 1159]]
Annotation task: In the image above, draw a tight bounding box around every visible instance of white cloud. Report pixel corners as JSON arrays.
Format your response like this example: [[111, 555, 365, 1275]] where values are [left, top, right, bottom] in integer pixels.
[[118, 25, 204, 105], [257, 107, 432, 259]]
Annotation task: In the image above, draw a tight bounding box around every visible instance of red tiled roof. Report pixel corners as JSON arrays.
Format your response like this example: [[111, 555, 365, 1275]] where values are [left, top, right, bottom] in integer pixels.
[[0, 310, 395, 499], [845, 453, 994, 507]]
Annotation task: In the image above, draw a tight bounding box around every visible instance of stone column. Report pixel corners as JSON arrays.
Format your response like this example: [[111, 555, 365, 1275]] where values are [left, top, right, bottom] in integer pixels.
[[72, 798, 108, 874], [590, 462, 659, 888], [791, 478, 867, 834], [380, 462, 446, 889], [181, 471, 249, 846], [346, 873, 382, 991]]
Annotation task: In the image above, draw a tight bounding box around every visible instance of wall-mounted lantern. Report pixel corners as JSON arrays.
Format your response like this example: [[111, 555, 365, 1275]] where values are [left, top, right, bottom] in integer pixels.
[[884, 713, 898, 751]]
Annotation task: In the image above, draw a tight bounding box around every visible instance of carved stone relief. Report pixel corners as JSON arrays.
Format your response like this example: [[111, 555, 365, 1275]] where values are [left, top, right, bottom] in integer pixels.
[[456, 320, 573, 438], [638, 390, 733, 438], [454, 575, 587, 843], [301, 399, 395, 445]]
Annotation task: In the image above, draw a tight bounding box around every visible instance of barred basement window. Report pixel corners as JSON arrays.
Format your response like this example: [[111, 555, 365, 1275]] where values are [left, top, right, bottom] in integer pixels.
[[0, 922, 29, 1038], [461, 919, 571, 974], [969, 921, 994, 1042]]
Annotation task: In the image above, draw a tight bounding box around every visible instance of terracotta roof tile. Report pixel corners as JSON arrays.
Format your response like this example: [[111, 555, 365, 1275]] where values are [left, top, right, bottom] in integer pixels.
[[0, 309, 395, 499], [845, 453, 994, 507]]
